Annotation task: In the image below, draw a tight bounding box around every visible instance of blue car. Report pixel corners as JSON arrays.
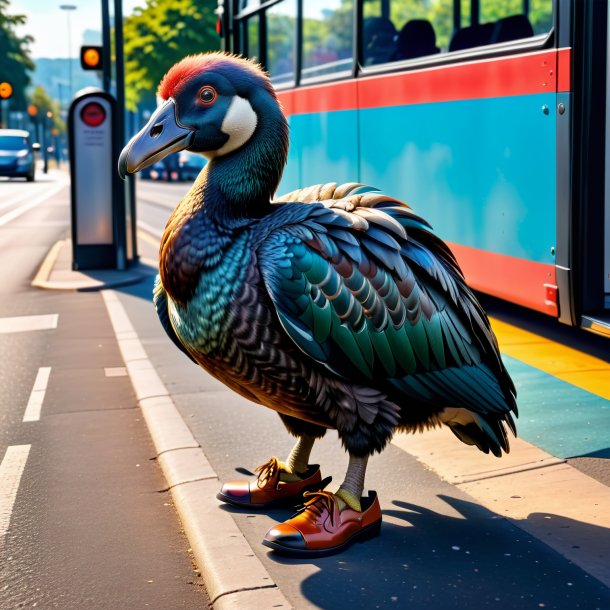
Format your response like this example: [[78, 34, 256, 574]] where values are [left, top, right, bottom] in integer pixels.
[[0, 129, 38, 182]]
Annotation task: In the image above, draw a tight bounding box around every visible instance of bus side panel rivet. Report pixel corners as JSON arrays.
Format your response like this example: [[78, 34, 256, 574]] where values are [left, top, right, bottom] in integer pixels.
[[558, 103, 565, 115], [542, 104, 550, 115]]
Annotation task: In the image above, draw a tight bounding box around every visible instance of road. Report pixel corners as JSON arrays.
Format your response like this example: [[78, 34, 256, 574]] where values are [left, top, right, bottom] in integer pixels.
[[131, 178, 610, 609], [0, 172, 208, 609]]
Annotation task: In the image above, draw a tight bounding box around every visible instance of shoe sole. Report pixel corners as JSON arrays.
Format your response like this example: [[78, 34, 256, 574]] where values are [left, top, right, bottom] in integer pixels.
[[261, 518, 382, 558]]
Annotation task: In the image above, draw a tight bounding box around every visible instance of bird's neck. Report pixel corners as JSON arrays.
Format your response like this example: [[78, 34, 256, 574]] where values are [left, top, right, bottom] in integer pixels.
[[202, 100, 289, 223]]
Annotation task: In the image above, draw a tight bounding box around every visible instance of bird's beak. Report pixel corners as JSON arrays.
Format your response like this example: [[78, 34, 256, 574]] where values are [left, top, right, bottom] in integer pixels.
[[118, 98, 195, 179]]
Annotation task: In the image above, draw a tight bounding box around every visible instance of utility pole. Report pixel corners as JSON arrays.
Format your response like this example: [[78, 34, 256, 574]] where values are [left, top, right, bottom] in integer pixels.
[[59, 5, 77, 100], [100, 0, 136, 266]]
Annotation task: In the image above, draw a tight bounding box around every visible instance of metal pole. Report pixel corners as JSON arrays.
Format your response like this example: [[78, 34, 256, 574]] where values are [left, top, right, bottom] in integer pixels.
[[101, 0, 112, 93], [114, 0, 137, 265]]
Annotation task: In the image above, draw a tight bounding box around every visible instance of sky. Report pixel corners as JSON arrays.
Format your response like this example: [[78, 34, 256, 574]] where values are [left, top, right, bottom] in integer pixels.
[[10, 0, 142, 58]]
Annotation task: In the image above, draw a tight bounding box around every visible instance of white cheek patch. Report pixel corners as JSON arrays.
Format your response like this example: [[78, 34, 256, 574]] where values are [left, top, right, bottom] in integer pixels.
[[214, 96, 258, 157]]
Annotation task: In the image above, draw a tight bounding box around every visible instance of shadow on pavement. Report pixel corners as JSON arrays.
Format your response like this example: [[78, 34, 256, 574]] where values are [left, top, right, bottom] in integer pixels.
[[260, 494, 610, 610]]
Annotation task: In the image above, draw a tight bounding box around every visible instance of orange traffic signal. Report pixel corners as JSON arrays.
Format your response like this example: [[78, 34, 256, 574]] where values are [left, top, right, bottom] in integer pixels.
[[80, 46, 103, 70], [0, 82, 13, 99]]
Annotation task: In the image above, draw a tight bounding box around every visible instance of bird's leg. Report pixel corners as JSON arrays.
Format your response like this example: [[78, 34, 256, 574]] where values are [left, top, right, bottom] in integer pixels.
[[279, 434, 316, 482], [335, 454, 368, 512]]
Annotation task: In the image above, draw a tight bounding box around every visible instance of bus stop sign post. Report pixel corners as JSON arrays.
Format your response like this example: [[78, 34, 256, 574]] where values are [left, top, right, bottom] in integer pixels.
[[68, 88, 127, 270]]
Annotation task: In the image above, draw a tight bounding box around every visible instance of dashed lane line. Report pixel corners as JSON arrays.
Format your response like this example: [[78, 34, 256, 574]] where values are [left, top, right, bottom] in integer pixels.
[[137, 222, 163, 241], [0, 314, 58, 334], [0, 180, 67, 227], [0, 445, 31, 548], [22, 367, 51, 422]]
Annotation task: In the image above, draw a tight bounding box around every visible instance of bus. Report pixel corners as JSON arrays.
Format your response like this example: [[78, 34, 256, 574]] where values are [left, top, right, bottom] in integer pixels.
[[218, 0, 610, 338]]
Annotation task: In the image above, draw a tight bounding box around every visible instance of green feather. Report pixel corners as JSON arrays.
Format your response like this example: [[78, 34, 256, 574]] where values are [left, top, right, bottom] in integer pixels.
[[331, 317, 373, 378], [370, 329, 396, 376], [311, 299, 332, 342], [386, 325, 416, 375]]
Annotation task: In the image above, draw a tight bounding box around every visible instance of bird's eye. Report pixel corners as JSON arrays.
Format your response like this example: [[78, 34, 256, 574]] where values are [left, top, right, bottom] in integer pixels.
[[199, 86, 217, 105]]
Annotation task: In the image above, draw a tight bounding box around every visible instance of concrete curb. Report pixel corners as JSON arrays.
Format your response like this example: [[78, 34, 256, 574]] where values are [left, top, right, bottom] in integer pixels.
[[100, 290, 293, 609], [32, 239, 151, 291]]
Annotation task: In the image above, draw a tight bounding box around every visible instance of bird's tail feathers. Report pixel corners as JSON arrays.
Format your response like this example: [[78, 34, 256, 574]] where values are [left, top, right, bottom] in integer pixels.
[[444, 410, 515, 457]]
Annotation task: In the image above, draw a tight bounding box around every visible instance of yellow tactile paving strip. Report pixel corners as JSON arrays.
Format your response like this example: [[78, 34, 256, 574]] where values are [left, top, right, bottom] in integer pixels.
[[489, 317, 610, 400]]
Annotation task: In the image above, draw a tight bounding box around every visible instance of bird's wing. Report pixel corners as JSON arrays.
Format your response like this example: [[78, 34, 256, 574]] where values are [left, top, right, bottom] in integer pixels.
[[259, 184, 517, 433], [153, 275, 197, 364]]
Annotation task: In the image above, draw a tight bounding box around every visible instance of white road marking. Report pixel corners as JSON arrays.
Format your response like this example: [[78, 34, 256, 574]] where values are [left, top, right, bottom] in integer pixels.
[[0, 445, 31, 546], [0, 314, 58, 334], [22, 367, 51, 422], [0, 189, 32, 211], [0, 181, 66, 227], [137, 220, 163, 240]]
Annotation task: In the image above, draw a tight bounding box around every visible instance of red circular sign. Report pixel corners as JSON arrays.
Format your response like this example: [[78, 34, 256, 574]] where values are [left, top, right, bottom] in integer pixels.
[[80, 102, 106, 127]]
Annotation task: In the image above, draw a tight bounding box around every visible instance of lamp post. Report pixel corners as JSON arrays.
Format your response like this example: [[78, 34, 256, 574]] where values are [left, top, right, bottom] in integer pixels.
[[59, 4, 77, 100]]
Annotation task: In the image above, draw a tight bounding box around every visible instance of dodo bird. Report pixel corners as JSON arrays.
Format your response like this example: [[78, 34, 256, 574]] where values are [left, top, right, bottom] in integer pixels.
[[119, 52, 517, 557]]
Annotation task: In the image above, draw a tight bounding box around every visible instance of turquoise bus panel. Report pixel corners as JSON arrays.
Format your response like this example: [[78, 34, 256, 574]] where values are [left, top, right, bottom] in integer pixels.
[[278, 109, 360, 195], [358, 94, 557, 265]]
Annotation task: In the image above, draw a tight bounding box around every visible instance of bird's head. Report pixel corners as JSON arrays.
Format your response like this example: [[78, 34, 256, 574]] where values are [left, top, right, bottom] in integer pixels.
[[118, 52, 288, 182]]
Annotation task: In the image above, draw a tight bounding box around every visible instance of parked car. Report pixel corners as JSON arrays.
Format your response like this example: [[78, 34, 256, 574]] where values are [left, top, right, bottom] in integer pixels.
[[0, 129, 38, 181], [140, 160, 169, 181], [177, 151, 206, 181]]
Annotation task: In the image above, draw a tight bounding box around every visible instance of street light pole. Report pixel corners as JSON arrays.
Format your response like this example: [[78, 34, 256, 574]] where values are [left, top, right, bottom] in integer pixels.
[[59, 5, 77, 100]]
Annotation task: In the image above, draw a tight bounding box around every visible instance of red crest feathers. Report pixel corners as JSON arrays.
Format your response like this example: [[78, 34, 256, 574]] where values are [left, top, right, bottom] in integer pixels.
[[157, 52, 269, 100]]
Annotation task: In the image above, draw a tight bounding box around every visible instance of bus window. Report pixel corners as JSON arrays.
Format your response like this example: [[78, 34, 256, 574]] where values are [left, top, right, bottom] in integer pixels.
[[241, 13, 260, 62], [451, 0, 552, 51], [361, 0, 552, 66], [266, 0, 297, 87], [478, 0, 552, 38], [362, 0, 451, 65], [302, 0, 354, 82]]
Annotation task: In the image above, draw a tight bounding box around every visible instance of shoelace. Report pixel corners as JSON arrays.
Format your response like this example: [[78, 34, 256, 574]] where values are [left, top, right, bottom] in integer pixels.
[[254, 456, 282, 489], [300, 490, 339, 527]]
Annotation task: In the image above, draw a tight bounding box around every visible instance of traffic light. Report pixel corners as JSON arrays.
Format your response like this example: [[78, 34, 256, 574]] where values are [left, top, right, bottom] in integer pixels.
[[80, 46, 103, 71], [0, 81, 13, 99]]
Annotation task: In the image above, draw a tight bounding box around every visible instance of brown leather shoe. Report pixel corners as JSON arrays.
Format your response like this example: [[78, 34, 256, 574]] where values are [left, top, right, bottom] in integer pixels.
[[262, 490, 382, 557], [216, 457, 325, 509]]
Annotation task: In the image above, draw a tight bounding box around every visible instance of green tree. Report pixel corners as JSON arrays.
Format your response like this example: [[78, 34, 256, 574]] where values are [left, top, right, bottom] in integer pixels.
[[0, 0, 35, 108], [124, 0, 219, 112], [30, 85, 65, 133]]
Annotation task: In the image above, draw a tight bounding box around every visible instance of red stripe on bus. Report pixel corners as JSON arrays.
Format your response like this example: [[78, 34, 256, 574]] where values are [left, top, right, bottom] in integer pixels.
[[277, 49, 572, 116], [557, 47, 571, 92], [447, 243, 558, 317]]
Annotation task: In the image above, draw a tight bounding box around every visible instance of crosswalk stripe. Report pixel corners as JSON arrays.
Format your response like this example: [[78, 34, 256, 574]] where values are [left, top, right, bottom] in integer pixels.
[[0, 314, 58, 334]]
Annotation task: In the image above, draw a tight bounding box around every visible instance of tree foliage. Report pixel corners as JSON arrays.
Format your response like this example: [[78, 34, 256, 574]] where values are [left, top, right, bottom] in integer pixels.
[[30, 85, 65, 133], [0, 0, 35, 108], [124, 0, 219, 112]]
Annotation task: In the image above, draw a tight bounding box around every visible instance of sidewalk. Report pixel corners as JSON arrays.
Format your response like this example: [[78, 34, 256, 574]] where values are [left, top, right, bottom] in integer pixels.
[[32, 238, 151, 291], [34, 239, 610, 609]]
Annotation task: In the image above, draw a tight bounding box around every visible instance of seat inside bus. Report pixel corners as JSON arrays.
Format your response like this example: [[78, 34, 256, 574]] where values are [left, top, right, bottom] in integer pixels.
[[363, 13, 534, 65], [391, 20, 440, 61]]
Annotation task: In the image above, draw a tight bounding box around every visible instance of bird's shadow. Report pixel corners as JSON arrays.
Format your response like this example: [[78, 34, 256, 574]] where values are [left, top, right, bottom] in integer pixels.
[[257, 494, 610, 610]]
